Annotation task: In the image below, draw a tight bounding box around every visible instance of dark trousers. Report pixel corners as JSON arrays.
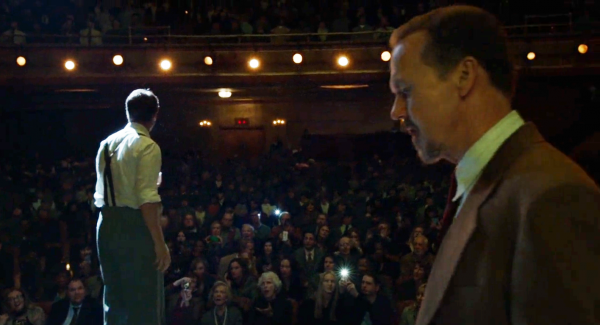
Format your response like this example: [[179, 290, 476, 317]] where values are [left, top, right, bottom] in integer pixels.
[[97, 207, 165, 325]]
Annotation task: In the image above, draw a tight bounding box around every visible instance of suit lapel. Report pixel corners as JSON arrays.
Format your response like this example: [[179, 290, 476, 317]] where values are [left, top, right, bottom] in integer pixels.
[[416, 123, 545, 325]]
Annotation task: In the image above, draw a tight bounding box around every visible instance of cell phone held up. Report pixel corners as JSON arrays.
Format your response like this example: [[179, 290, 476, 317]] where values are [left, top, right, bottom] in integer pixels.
[[282, 231, 289, 242]]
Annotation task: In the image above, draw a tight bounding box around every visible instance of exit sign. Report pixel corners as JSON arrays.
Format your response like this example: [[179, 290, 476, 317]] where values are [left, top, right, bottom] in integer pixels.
[[235, 118, 249, 126]]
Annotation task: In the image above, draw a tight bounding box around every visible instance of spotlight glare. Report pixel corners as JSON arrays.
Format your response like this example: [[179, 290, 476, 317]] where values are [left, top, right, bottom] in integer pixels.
[[578, 44, 588, 54], [337, 56, 349, 67], [381, 51, 391, 62], [249, 58, 260, 69], [526, 52, 536, 60], [293, 53, 303, 64], [275, 209, 281, 215], [204, 56, 213, 65], [65, 60, 76, 70], [218, 89, 232, 98], [113, 55, 124, 66], [16, 56, 26, 66], [160, 59, 172, 71], [339, 268, 350, 279]]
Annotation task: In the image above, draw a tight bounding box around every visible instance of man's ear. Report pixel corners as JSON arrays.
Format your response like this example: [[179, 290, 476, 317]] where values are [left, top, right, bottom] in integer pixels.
[[454, 56, 478, 98]]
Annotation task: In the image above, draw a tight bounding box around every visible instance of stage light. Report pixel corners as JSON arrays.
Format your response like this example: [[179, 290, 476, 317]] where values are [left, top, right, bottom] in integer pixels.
[[218, 89, 232, 98], [249, 58, 260, 69], [337, 56, 349, 67], [293, 53, 303, 64], [578, 44, 588, 54], [66, 263, 70, 271], [113, 55, 124, 66], [199, 120, 212, 127], [204, 56, 213, 65], [160, 59, 172, 71], [65, 60, 76, 70], [273, 119, 286, 125], [16, 56, 26, 66], [526, 52, 536, 60], [381, 51, 391, 62]]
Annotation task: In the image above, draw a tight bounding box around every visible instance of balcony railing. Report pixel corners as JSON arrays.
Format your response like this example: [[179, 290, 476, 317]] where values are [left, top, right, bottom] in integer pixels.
[[1, 20, 599, 48]]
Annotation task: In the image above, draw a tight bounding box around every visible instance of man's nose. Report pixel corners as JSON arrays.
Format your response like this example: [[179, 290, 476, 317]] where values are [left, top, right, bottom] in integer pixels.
[[390, 96, 407, 121]]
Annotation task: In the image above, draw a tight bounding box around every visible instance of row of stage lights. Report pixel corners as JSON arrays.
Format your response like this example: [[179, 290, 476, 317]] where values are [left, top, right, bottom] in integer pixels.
[[12, 51, 395, 70], [199, 119, 286, 127], [12, 44, 589, 69]]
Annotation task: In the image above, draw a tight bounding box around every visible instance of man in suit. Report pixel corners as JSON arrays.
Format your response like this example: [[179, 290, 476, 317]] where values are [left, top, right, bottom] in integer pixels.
[[46, 278, 103, 325], [389, 5, 600, 325], [293, 231, 324, 279]]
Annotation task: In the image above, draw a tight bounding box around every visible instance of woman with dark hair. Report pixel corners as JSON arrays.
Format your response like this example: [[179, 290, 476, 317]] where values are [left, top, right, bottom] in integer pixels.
[[257, 240, 279, 274], [298, 271, 342, 325], [0, 288, 45, 325], [225, 258, 258, 315], [316, 225, 335, 252], [276, 257, 305, 302]]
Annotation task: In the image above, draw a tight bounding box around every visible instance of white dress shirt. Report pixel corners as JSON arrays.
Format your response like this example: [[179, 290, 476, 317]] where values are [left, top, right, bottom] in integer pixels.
[[94, 122, 161, 209], [61, 304, 82, 325], [453, 110, 525, 215]]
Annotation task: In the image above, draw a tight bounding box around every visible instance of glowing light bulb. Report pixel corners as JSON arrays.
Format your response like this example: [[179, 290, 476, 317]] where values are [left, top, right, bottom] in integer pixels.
[[113, 55, 124, 66], [249, 58, 260, 69], [293, 53, 303, 64], [160, 59, 172, 71], [337, 56, 349, 67], [381, 51, 391, 62], [204, 56, 213, 65], [16, 56, 26, 66], [65, 60, 76, 70], [578, 44, 588, 54], [527, 52, 536, 60]]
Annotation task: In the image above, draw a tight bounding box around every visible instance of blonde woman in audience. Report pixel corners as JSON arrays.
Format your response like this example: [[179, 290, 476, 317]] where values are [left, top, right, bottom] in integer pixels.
[[298, 271, 342, 325], [400, 283, 426, 325], [200, 281, 243, 325]]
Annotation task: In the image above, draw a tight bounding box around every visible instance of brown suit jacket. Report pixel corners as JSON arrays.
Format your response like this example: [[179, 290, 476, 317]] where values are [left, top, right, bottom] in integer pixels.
[[417, 123, 600, 325]]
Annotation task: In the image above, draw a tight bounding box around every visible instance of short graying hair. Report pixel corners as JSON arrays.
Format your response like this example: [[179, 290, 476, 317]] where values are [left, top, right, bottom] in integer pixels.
[[209, 281, 231, 302], [258, 271, 282, 293]]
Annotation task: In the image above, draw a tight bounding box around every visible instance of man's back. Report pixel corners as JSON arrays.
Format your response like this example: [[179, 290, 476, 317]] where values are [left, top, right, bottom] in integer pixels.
[[94, 122, 161, 209]]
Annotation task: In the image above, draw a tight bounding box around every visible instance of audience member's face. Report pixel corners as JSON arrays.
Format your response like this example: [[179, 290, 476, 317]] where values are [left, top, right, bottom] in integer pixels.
[[324, 257, 335, 272], [322, 273, 336, 294], [349, 231, 360, 244], [373, 244, 384, 261], [242, 226, 253, 239], [56, 274, 69, 287], [414, 237, 427, 256], [244, 242, 255, 257], [67, 281, 86, 305], [193, 241, 205, 257], [211, 223, 221, 235], [358, 259, 369, 275], [251, 213, 260, 225], [193, 262, 205, 278], [319, 225, 330, 239], [307, 203, 315, 212], [213, 285, 228, 306], [260, 277, 276, 299], [177, 231, 186, 242], [342, 216, 352, 225], [7, 290, 24, 313], [183, 215, 195, 228], [413, 227, 424, 239], [339, 238, 351, 255], [230, 262, 243, 280], [280, 213, 291, 224], [279, 259, 292, 278], [264, 242, 273, 255], [361, 275, 378, 297], [303, 233, 316, 250], [378, 223, 390, 237], [316, 214, 327, 226], [222, 214, 233, 228], [413, 265, 425, 281]]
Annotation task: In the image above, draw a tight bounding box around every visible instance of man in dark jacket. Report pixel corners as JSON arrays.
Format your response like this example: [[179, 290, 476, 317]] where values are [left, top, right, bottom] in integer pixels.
[[339, 273, 395, 325], [46, 278, 103, 325]]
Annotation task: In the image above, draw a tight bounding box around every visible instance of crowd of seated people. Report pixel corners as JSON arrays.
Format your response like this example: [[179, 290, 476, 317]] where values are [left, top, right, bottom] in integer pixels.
[[0, 142, 454, 324], [1, 0, 595, 45]]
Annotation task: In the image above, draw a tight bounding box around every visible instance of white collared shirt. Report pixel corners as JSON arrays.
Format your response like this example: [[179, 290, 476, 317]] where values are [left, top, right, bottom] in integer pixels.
[[453, 110, 525, 215], [61, 304, 82, 325], [94, 122, 161, 209]]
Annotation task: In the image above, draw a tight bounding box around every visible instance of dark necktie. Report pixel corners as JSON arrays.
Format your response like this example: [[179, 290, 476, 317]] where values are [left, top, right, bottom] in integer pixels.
[[69, 306, 80, 325], [436, 172, 459, 249]]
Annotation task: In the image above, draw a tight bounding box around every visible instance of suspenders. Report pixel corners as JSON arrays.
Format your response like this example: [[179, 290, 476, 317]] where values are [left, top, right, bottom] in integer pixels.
[[103, 132, 147, 207]]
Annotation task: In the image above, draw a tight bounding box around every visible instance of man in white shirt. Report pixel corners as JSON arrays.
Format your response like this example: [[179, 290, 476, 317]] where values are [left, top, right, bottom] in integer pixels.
[[94, 89, 170, 325], [388, 6, 600, 325]]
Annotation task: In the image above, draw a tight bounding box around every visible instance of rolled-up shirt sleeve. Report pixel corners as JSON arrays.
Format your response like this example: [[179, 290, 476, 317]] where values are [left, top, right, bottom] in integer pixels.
[[135, 141, 162, 207]]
